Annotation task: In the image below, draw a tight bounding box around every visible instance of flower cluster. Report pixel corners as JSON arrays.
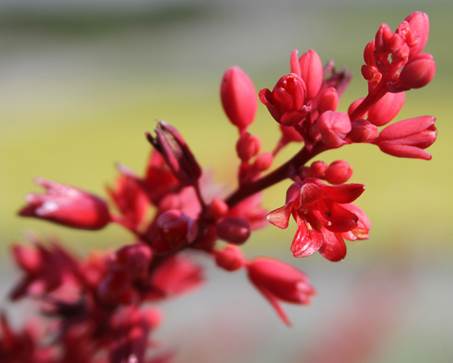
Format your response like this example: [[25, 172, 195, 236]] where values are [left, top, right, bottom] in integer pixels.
[[2, 11, 436, 363]]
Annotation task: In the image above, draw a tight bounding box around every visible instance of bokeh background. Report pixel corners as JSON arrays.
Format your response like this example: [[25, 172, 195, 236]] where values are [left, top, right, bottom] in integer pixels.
[[1, 0, 452, 362]]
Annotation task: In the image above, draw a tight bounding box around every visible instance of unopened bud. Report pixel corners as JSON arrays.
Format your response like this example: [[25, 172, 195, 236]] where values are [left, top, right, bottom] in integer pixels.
[[221, 66, 257, 130], [398, 53, 435, 90], [216, 216, 251, 245], [215, 245, 245, 271], [325, 160, 353, 184], [236, 132, 261, 161], [349, 120, 379, 143]]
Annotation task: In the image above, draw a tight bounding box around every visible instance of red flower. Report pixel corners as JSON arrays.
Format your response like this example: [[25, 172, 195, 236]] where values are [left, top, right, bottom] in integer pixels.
[[247, 258, 315, 325], [259, 73, 307, 125], [220, 66, 257, 130], [107, 167, 150, 231], [19, 178, 111, 230], [376, 115, 437, 160], [267, 179, 367, 261]]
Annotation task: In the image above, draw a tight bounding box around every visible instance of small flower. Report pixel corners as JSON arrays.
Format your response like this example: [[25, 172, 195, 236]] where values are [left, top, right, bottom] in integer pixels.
[[376, 115, 437, 160], [267, 179, 367, 261], [247, 257, 315, 325], [290, 49, 324, 99], [220, 66, 257, 130], [19, 178, 111, 230], [259, 73, 307, 125]]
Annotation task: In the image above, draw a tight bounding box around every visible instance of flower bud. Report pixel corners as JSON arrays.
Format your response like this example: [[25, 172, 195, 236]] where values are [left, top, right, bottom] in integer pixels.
[[19, 178, 111, 230], [367, 92, 405, 126], [153, 210, 197, 254], [207, 198, 229, 220], [308, 160, 328, 179], [247, 257, 315, 325], [405, 11, 430, 55], [116, 243, 153, 281], [377, 115, 437, 160], [325, 160, 353, 184], [215, 245, 245, 271], [220, 66, 257, 130], [316, 111, 351, 148], [349, 120, 379, 143], [216, 216, 251, 245], [253, 152, 273, 172], [236, 132, 261, 161], [317, 87, 339, 114], [147, 121, 202, 185], [299, 49, 324, 99], [398, 53, 436, 90], [259, 73, 306, 126]]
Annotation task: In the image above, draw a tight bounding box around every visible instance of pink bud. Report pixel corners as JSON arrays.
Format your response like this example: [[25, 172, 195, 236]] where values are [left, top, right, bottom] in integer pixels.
[[207, 198, 229, 219], [259, 73, 306, 126], [374, 23, 393, 51], [215, 245, 245, 271], [308, 160, 328, 178], [398, 53, 436, 90], [377, 115, 437, 160], [349, 120, 379, 143], [325, 160, 353, 184], [299, 50, 324, 99], [116, 243, 153, 281], [216, 216, 251, 245], [367, 92, 405, 126], [253, 152, 273, 172], [236, 132, 261, 161], [405, 11, 430, 55], [363, 41, 376, 66], [317, 87, 339, 114], [19, 178, 111, 230], [220, 66, 257, 130], [316, 111, 352, 148]]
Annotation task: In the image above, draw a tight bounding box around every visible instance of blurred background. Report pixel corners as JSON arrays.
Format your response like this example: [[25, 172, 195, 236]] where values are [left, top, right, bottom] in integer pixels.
[[1, 0, 452, 362]]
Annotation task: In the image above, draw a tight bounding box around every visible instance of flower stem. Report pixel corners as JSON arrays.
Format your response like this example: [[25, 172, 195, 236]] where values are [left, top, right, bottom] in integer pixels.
[[226, 145, 322, 207]]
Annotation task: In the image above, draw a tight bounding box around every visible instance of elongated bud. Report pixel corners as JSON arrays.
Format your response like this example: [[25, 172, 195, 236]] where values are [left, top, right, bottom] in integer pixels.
[[247, 257, 315, 325], [316, 111, 352, 148], [325, 160, 353, 184], [215, 245, 245, 271], [216, 216, 251, 245], [349, 120, 379, 143], [363, 41, 376, 66], [405, 11, 430, 55], [147, 121, 202, 185], [259, 73, 306, 126], [398, 53, 436, 90], [377, 115, 436, 160], [299, 49, 324, 99], [19, 178, 111, 230], [236, 132, 261, 161], [367, 92, 405, 126], [221, 66, 257, 130], [317, 87, 339, 114]]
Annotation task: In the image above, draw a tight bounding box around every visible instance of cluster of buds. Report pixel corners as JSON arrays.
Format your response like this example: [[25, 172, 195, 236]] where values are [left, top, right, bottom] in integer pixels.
[[2, 11, 437, 363]]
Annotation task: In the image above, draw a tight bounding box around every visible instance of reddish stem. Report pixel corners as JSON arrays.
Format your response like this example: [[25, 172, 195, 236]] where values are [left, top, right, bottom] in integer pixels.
[[226, 145, 323, 207], [349, 83, 387, 120]]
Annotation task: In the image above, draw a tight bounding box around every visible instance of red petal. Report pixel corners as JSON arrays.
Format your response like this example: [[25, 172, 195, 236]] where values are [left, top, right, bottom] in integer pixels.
[[319, 229, 347, 262], [267, 206, 291, 229], [291, 221, 323, 258], [322, 184, 365, 203]]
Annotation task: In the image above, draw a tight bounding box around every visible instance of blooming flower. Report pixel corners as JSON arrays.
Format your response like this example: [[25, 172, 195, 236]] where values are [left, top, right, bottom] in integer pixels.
[[267, 179, 368, 261]]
